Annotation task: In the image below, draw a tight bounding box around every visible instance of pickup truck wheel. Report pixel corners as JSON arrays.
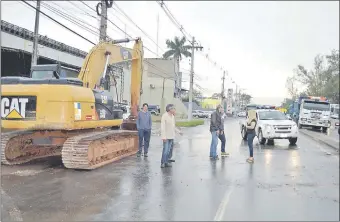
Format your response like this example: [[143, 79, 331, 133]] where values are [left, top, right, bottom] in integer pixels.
[[267, 139, 274, 145], [258, 129, 266, 145], [322, 127, 328, 133], [298, 123, 302, 129], [241, 127, 247, 140], [289, 138, 297, 145]]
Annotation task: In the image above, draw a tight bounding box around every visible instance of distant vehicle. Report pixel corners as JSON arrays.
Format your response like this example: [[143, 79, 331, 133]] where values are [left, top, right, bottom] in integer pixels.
[[121, 105, 130, 120], [297, 96, 331, 132], [237, 111, 246, 117], [192, 110, 205, 118], [148, 105, 160, 115], [239, 109, 299, 145], [330, 104, 339, 119], [201, 111, 210, 118]]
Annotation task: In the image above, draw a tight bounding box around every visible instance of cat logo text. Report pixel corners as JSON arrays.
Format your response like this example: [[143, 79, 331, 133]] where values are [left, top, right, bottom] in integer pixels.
[[1, 97, 29, 119]]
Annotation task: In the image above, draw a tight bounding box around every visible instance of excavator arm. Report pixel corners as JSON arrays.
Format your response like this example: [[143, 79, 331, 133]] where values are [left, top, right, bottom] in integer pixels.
[[78, 38, 144, 118]]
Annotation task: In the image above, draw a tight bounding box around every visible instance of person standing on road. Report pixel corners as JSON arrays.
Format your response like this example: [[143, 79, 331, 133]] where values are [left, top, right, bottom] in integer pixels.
[[219, 110, 229, 157], [209, 105, 223, 160], [160, 104, 177, 168], [168, 108, 182, 163], [246, 109, 257, 163], [136, 103, 152, 157]]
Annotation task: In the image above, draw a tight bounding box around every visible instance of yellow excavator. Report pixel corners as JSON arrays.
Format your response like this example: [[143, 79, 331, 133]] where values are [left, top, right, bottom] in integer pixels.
[[1, 38, 143, 170]]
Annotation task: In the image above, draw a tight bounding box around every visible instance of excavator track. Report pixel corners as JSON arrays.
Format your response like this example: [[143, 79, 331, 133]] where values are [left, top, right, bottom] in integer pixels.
[[1, 130, 62, 165], [62, 130, 138, 170]]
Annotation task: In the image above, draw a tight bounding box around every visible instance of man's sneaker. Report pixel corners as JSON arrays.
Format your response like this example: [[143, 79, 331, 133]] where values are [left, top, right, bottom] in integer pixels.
[[169, 159, 175, 162], [137, 152, 141, 157], [165, 163, 172, 167], [161, 163, 166, 168], [144, 153, 148, 157], [221, 152, 230, 157]]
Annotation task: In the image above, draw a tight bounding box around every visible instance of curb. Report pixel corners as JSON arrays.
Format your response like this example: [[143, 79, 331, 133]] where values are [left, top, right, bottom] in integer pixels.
[[300, 130, 339, 151]]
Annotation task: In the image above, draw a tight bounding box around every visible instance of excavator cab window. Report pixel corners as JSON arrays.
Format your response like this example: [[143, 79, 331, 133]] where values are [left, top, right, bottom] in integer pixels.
[[31, 70, 59, 79]]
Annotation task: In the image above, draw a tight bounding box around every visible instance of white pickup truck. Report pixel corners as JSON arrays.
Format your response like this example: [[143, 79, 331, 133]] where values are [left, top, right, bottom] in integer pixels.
[[239, 109, 299, 145]]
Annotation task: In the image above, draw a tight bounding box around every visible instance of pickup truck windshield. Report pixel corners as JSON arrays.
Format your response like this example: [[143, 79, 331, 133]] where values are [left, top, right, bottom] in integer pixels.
[[303, 101, 330, 111], [258, 111, 287, 120]]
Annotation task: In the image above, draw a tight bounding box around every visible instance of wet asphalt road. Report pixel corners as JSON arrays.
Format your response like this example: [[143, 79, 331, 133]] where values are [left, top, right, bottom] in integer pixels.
[[1, 118, 339, 221]]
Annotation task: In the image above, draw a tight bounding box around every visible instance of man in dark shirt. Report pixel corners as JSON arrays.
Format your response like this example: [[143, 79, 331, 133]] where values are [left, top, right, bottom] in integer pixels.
[[209, 105, 223, 160]]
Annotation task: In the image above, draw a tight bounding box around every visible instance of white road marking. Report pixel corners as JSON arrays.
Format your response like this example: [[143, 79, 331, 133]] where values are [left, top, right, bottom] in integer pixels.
[[214, 185, 235, 221]]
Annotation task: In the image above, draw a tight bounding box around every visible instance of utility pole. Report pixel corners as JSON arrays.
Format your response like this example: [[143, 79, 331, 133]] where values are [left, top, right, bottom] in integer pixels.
[[188, 37, 203, 121], [235, 84, 239, 112], [31, 0, 41, 68], [221, 70, 226, 101], [99, 0, 108, 41]]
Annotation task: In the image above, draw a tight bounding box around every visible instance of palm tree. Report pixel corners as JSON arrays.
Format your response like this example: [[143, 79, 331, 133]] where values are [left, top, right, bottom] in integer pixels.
[[163, 36, 191, 97]]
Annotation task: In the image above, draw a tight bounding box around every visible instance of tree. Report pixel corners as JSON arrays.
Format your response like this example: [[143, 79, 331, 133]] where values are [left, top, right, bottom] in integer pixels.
[[163, 36, 192, 90], [240, 93, 252, 105], [290, 49, 339, 103], [182, 89, 201, 104], [285, 76, 298, 100]]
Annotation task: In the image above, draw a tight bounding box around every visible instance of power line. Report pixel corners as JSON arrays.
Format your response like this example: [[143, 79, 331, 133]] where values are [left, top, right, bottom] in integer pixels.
[[40, 2, 100, 38], [21, 0, 96, 45], [112, 1, 165, 54], [23, 0, 179, 84], [156, 1, 193, 44]]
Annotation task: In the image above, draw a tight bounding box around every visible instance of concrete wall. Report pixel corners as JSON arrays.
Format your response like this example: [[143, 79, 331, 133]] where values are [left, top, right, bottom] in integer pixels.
[[140, 58, 187, 116], [1, 32, 84, 68]]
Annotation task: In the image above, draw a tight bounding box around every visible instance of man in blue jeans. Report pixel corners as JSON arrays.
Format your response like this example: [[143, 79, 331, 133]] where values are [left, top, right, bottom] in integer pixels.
[[209, 105, 223, 160], [160, 104, 177, 168], [136, 103, 152, 157]]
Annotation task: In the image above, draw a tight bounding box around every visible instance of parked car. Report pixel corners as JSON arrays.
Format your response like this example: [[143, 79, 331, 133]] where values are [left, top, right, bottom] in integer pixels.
[[148, 105, 160, 115], [237, 111, 246, 117], [122, 105, 130, 120]]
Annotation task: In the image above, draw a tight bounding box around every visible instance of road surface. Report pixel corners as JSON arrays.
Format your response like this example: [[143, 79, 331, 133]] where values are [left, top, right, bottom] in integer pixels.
[[1, 118, 339, 221]]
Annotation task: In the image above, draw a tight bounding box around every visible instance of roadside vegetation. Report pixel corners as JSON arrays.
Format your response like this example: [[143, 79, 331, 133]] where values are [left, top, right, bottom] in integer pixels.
[[175, 119, 204, 127], [151, 116, 204, 127]]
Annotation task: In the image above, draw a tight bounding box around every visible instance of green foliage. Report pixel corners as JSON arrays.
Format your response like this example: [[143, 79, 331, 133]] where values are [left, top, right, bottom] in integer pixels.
[[287, 49, 339, 103], [163, 36, 192, 60], [175, 119, 204, 127], [240, 93, 252, 105]]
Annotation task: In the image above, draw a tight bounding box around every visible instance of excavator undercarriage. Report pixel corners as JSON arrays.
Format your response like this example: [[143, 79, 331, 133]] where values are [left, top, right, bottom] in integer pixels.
[[1, 128, 138, 169]]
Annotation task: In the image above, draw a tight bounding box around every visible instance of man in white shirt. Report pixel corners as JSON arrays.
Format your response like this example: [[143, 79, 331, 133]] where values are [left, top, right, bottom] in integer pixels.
[[160, 104, 178, 168], [168, 108, 182, 162]]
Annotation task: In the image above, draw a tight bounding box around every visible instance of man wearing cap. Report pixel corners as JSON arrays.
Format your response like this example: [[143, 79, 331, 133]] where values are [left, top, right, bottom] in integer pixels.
[[160, 104, 177, 168]]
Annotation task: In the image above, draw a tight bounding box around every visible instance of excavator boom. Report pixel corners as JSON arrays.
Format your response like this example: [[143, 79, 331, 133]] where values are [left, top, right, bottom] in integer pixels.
[[78, 38, 143, 118]]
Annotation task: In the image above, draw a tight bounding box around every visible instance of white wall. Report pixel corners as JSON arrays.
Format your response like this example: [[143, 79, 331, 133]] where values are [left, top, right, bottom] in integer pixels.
[[1, 32, 84, 67]]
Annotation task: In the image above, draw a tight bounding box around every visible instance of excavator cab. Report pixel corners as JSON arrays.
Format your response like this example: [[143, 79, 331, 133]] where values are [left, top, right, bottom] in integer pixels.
[[30, 64, 80, 79]]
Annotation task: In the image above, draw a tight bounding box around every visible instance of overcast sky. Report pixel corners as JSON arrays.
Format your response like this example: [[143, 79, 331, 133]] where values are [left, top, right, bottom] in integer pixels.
[[2, 1, 339, 105]]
